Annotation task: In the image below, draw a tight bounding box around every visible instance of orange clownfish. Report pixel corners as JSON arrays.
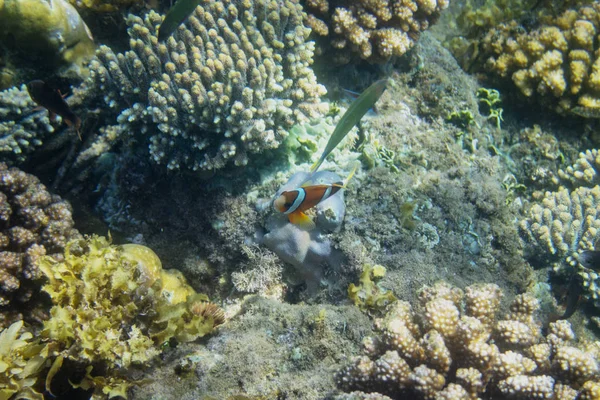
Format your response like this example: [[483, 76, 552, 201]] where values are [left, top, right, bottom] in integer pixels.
[[273, 166, 357, 230]]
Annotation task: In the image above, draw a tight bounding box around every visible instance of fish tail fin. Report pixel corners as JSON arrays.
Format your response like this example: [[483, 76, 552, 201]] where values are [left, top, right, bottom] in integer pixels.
[[288, 211, 316, 231]]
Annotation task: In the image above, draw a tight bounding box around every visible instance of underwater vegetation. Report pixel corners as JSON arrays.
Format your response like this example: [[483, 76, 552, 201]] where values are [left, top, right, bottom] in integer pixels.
[[0, 235, 223, 398], [6, 0, 600, 396]]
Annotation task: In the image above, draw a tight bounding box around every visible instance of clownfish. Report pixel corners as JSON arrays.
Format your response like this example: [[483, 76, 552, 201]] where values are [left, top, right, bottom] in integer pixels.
[[273, 166, 357, 230]]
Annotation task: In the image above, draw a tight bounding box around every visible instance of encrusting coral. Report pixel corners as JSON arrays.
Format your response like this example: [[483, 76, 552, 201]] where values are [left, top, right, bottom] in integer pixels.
[[0, 162, 79, 326], [0, 0, 95, 70], [479, 2, 600, 115], [89, 0, 327, 171], [336, 281, 600, 399], [302, 0, 450, 64]]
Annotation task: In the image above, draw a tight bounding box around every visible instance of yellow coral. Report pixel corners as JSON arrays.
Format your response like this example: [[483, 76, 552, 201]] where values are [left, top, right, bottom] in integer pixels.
[[304, 0, 448, 63]]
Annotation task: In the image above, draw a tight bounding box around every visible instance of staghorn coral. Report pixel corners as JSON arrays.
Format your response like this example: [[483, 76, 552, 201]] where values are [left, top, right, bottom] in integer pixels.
[[0, 85, 56, 164], [479, 2, 600, 115], [302, 0, 450, 64], [89, 0, 327, 171], [0, 162, 79, 327], [335, 281, 600, 399]]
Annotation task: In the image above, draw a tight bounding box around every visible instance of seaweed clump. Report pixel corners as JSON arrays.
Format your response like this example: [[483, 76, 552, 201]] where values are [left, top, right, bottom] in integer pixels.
[[12, 235, 226, 397], [348, 264, 397, 313]]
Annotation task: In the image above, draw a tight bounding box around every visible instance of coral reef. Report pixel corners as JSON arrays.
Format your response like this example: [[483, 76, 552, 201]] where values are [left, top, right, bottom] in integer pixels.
[[0, 162, 79, 326], [0, 85, 56, 164], [336, 281, 600, 399], [302, 0, 450, 64], [480, 2, 600, 115], [0, 0, 95, 71], [88, 0, 327, 171]]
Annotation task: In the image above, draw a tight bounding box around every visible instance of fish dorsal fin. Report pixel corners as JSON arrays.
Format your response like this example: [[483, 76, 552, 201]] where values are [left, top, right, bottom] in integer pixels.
[[288, 211, 316, 231]]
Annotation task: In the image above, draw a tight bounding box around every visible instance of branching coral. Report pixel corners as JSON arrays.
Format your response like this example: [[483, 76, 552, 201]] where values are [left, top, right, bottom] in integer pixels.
[[0, 163, 79, 326], [302, 0, 450, 64], [89, 0, 327, 171], [0, 85, 56, 164], [479, 2, 600, 115], [336, 281, 600, 399], [520, 150, 600, 306]]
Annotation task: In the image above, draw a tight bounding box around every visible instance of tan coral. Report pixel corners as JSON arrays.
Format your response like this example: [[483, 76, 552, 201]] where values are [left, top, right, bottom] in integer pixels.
[[480, 3, 600, 115], [0, 163, 79, 327], [303, 0, 449, 63], [337, 282, 600, 399]]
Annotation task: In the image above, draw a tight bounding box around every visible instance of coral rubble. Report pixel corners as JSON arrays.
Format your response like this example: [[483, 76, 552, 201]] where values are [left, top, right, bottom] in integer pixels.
[[0, 163, 79, 326], [336, 281, 600, 399], [89, 0, 327, 171], [302, 0, 450, 64], [480, 2, 600, 115]]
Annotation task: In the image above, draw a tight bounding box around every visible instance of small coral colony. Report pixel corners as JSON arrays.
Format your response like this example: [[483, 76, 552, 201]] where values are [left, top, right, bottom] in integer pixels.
[[5, 0, 600, 398]]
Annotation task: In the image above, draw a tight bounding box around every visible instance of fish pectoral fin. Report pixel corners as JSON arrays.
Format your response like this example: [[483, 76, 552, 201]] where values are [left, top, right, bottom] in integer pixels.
[[288, 211, 316, 231], [48, 111, 57, 122]]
